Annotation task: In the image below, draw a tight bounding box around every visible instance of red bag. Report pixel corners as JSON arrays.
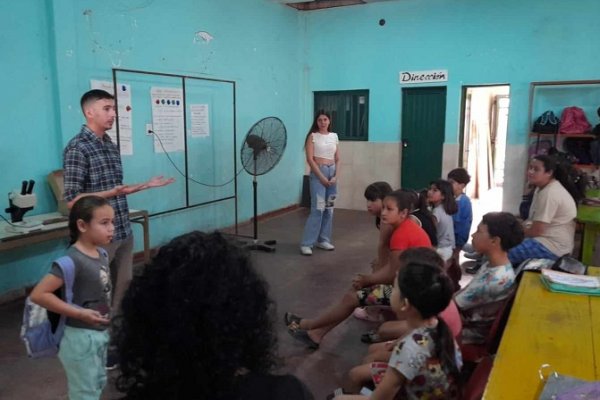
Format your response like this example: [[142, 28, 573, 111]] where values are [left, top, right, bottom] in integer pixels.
[[559, 106, 591, 134]]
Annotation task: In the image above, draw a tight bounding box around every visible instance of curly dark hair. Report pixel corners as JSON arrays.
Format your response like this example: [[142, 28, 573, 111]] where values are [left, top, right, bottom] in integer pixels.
[[115, 231, 278, 399]]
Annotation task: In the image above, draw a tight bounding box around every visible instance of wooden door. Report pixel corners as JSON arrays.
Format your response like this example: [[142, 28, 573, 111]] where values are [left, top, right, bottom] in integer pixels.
[[401, 87, 447, 189]]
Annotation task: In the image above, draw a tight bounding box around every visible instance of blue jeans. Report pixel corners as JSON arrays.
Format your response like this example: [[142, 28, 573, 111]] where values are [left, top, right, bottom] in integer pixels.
[[301, 165, 337, 246], [508, 238, 558, 267]]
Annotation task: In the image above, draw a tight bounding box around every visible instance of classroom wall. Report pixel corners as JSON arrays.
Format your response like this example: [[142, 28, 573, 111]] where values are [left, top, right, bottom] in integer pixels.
[[302, 0, 600, 210], [0, 0, 304, 296], [2, 0, 599, 296]]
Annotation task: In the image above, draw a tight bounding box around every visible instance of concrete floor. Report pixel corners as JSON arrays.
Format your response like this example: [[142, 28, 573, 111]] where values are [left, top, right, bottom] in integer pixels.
[[0, 208, 386, 400]]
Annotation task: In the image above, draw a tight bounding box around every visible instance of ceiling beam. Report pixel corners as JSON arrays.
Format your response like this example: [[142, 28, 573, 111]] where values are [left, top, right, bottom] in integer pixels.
[[286, 0, 366, 11]]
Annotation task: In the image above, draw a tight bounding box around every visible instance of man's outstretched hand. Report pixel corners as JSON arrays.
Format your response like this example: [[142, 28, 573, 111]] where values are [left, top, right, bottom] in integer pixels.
[[145, 176, 175, 188], [116, 176, 175, 195]]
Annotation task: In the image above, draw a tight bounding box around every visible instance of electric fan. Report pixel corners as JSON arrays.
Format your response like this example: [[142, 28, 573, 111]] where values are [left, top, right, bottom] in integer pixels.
[[240, 116, 287, 252]]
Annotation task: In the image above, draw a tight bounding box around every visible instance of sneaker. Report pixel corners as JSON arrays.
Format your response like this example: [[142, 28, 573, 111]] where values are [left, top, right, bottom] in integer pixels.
[[316, 241, 335, 251], [465, 261, 483, 275], [464, 251, 483, 260], [300, 246, 313, 256], [106, 351, 119, 371], [462, 243, 476, 253]]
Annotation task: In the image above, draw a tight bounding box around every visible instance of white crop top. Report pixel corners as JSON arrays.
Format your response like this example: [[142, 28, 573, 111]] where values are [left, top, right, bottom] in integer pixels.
[[311, 132, 339, 160]]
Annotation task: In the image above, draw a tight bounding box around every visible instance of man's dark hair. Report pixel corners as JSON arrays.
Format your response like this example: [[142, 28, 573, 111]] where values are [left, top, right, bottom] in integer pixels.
[[80, 89, 114, 111]]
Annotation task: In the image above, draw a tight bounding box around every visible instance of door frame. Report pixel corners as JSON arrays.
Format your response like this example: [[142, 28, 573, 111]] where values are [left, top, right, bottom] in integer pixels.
[[458, 83, 511, 167]]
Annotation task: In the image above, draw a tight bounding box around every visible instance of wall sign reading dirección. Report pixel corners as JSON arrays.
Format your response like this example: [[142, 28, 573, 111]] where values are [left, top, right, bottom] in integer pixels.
[[399, 70, 448, 84]]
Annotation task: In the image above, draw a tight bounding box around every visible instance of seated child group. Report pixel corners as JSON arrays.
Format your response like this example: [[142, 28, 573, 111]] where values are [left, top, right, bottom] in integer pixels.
[[285, 168, 528, 399]]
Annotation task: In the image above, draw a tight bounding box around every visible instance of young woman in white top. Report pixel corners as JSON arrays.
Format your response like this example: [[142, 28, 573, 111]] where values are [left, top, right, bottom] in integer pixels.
[[508, 154, 582, 266], [300, 111, 340, 256]]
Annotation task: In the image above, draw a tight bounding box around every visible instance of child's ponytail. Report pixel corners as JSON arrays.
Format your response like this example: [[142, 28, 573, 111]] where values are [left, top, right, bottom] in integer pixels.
[[397, 259, 460, 386], [434, 316, 461, 386]]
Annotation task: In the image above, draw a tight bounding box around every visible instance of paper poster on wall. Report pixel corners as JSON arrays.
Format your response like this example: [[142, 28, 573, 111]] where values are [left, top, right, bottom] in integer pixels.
[[90, 80, 133, 155], [150, 87, 184, 153], [190, 104, 210, 137]]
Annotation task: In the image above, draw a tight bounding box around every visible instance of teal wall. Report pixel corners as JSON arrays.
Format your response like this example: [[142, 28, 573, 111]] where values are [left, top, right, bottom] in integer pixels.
[[0, 0, 304, 294], [303, 0, 600, 145], [2, 0, 600, 295]]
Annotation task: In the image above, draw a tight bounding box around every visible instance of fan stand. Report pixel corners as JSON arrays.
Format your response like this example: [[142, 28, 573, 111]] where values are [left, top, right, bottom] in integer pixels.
[[244, 153, 277, 252]]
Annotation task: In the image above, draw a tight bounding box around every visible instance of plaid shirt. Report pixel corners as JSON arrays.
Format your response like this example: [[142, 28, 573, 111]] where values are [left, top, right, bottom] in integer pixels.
[[63, 125, 131, 240]]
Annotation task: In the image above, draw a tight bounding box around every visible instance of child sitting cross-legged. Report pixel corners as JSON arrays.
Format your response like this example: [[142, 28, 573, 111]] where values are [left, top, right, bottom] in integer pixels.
[[285, 190, 431, 349], [333, 253, 462, 399]]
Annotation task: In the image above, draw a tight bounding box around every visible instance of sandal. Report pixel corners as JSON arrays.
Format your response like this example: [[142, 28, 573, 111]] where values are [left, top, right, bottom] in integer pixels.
[[360, 330, 381, 344], [284, 312, 302, 327], [287, 326, 319, 350]]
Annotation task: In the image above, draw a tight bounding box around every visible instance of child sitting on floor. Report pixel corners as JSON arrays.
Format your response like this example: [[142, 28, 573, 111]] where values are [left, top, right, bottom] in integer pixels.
[[285, 190, 431, 349], [447, 168, 473, 255], [427, 179, 458, 263], [455, 212, 524, 344], [354, 181, 394, 322], [364, 181, 394, 273], [350, 248, 462, 392], [334, 252, 462, 399]]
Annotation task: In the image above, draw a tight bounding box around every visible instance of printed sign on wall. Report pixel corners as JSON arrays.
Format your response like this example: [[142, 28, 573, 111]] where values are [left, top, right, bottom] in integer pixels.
[[399, 70, 448, 84]]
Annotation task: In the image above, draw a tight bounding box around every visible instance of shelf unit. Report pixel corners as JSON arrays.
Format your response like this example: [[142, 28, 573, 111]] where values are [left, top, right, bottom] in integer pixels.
[[528, 132, 596, 161], [525, 80, 600, 192], [528, 79, 600, 154]]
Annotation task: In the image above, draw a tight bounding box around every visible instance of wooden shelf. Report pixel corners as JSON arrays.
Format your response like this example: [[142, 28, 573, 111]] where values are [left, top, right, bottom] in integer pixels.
[[529, 132, 595, 138], [573, 164, 598, 171]]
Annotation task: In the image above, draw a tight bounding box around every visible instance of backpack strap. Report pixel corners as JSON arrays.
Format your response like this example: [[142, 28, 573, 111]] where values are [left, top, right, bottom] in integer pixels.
[[54, 256, 76, 304], [97, 247, 109, 259]]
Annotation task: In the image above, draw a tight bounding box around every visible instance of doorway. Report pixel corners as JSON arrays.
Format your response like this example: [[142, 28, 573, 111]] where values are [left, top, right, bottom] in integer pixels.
[[401, 86, 447, 190], [459, 85, 510, 215]]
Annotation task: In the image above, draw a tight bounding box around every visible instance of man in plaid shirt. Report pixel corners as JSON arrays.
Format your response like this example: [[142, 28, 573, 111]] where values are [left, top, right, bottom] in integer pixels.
[[63, 90, 173, 366]]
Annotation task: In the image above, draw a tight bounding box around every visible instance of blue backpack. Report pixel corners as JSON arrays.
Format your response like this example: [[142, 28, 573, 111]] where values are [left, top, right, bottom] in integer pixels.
[[20, 256, 76, 358]]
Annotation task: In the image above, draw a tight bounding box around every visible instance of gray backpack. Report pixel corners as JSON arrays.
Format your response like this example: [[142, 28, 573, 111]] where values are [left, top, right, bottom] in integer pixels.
[[20, 256, 75, 358]]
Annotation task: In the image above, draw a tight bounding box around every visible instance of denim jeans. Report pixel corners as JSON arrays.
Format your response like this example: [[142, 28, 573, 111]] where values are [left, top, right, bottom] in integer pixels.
[[508, 238, 558, 267], [301, 164, 337, 246]]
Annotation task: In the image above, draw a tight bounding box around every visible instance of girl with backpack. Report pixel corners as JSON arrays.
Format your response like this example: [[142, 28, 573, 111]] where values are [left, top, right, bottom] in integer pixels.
[[31, 196, 114, 400]]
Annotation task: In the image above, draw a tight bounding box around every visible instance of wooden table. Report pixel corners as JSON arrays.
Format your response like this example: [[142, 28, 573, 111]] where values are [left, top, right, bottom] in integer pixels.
[[483, 268, 600, 399], [0, 209, 150, 263]]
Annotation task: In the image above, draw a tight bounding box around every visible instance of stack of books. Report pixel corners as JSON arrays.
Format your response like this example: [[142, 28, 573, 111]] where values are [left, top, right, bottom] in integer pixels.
[[540, 269, 600, 296]]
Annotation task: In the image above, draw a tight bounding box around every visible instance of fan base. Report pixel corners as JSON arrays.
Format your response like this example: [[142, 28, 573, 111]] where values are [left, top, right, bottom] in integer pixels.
[[244, 241, 276, 253]]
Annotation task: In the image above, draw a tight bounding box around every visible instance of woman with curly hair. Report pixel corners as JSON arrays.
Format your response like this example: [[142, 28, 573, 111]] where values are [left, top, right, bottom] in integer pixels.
[[115, 231, 313, 400]]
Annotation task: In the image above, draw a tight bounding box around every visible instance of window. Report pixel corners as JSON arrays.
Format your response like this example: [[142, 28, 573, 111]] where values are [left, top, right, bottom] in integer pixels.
[[314, 90, 369, 141]]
